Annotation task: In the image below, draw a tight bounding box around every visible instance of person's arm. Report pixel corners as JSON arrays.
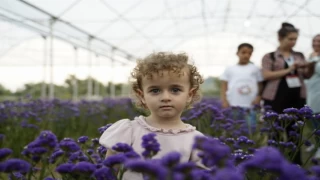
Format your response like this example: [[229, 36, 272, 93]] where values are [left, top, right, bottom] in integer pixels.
[[262, 65, 296, 80], [252, 82, 263, 105], [301, 52, 318, 78], [303, 62, 316, 78], [220, 80, 229, 108], [261, 53, 298, 80]]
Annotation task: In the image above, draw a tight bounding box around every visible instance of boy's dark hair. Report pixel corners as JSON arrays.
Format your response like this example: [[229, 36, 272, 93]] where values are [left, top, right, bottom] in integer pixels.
[[237, 43, 254, 52]]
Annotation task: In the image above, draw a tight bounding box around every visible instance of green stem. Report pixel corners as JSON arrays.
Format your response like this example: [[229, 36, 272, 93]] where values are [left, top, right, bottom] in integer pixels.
[[291, 121, 320, 162]]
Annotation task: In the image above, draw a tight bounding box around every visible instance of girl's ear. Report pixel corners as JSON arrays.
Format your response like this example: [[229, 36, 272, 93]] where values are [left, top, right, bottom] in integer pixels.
[[187, 88, 196, 103], [136, 89, 146, 104]]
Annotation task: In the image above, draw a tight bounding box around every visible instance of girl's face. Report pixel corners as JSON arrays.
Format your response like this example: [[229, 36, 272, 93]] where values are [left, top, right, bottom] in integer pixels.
[[312, 35, 320, 53], [137, 68, 194, 121], [279, 32, 298, 49]]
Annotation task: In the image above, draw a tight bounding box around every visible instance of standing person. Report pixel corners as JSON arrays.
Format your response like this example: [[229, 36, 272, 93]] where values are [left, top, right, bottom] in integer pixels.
[[99, 52, 205, 180], [220, 43, 263, 109], [220, 43, 263, 126], [306, 34, 320, 158], [307, 34, 320, 115], [261, 22, 312, 165]]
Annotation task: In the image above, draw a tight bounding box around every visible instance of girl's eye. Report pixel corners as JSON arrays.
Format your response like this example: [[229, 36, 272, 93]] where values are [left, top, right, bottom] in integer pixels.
[[172, 88, 181, 93], [150, 89, 160, 93]]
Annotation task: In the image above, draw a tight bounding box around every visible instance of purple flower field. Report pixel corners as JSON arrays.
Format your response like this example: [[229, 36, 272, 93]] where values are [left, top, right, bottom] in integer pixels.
[[0, 97, 320, 179]]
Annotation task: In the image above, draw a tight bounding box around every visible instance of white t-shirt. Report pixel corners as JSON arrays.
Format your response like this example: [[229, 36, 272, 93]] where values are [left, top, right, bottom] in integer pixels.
[[220, 63, 264, 108]]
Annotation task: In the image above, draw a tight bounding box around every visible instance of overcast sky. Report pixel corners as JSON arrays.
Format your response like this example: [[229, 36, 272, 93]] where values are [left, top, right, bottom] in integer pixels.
[[0, 0, 319, 91]]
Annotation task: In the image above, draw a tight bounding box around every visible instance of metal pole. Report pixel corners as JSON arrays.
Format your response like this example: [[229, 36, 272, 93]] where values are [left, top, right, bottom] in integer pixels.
[[72, 46, 78, 101], [87, 38, 92, 100], [110, 48, 115, 98], [120, 62, 126, 97], [41, 35, 47, 99], [94, 54, 100, 98], [49, 19, 55, 99]]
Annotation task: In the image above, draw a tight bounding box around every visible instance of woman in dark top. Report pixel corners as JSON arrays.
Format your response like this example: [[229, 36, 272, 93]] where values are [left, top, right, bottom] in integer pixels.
[[261, 22, 313, 165]]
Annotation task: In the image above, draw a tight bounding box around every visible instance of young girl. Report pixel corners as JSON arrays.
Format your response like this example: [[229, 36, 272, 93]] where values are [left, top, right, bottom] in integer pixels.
[[99, 52, 205, 179]]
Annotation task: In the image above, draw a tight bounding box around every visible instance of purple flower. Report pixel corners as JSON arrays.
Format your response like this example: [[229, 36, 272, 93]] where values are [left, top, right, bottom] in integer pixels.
[[291, 123, 298, 130], [315, 130, 320, 136], [237, 136, 249, 144], [240, 147, 285, 173], [289, 131, 299, 138], [173, 162, 196, 173], [263, 112, 278, 121], [246, 140, 254, 145], [314, 114, 320, 121], [44, 177, 55, 180], [275, 126, 285, 132], [103, 154, 126, 167], [213, 167, 244, 180], [98, 124, 112, 134], [77, 136, 89, 144], [172, 172, 185, 180], [112, 143, 133, 153], [225, 138, 235, 144], [284, 142, 296, 150], [161, 151, 181, 167], [91, 154, 101, 162], [49, 149, 64, 164], [141, 133, 160, 158], [308, 176, 319, 180], [36, 130, 58, 148], [304, 140, 312, 147], [31, 156, 41, 162], [283, 108, 299, 114], [125, 159, 168, 180], [91, 138, 99, 145], [189, 169, 213, 180], [2, 158, 31, 173], [56, 163, 74, 174], [59, 138, 80, 152], [248, 148, 256, 153], [0, 162, 4, 172], [29, 147, 48, 155], [0, 148, 13, 160], [86, 149, 94, 155], [124, 151, 141, 159], [299, 105, 313, 119], [93, 167, 116, 180], [297, 121, 304, 127], [97, 146, 107, 156], [9, 172, 25, 180], [310, 165, 320, 177], [279, 163, 307, 180], [193, 136, 231, 167], [71, 162, 96, 175], [278, 114, 297, 122]]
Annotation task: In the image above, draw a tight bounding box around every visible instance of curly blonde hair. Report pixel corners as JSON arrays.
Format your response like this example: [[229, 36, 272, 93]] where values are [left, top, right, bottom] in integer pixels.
[[130, 52, 204, 109]]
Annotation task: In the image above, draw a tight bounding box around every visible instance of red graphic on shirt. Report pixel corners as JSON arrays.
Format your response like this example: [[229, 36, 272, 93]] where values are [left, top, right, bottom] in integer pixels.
[[237, 85, 252, 95]]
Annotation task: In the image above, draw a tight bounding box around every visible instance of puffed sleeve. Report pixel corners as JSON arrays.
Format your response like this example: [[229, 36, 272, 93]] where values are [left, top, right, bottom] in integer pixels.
[[99, 119, 133, 150]]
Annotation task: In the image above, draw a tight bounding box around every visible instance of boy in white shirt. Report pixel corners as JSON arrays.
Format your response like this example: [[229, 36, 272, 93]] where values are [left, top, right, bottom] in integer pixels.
[[220, 43, 264, 109]]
